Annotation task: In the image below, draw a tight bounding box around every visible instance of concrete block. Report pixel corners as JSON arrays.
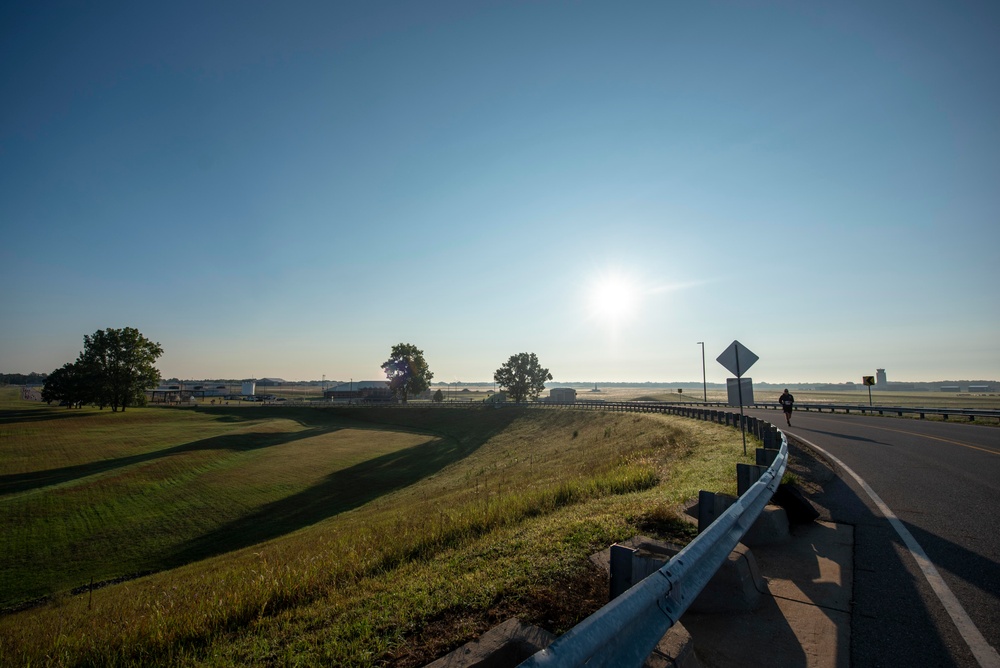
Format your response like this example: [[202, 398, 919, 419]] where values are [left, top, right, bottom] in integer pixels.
[[423, 618, 555, 668], [741, 504, 790, 547], [772, 484, 820, 524], [644, 621, 704, 668], [689, 543, 768, 614]]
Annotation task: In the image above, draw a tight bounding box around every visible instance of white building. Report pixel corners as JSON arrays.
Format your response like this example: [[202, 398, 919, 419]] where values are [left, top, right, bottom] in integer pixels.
[[548, 388, 577, 403]]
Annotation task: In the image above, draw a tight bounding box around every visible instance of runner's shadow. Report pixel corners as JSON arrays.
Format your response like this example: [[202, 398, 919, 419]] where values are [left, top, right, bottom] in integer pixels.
[[801, 428, 888, 446]]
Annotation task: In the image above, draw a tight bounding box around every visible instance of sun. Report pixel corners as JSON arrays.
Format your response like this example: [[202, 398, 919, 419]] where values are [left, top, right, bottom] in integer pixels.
[[587, 273, 641, 324]]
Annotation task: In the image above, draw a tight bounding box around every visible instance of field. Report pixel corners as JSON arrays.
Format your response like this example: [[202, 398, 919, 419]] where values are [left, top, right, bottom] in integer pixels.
[[570, 386, 1000, 410], [0, 388, 755, 666], [180, 382, 1000, 414]]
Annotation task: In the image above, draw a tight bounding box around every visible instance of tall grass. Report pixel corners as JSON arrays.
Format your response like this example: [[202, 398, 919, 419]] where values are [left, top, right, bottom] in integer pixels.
[[0, 393, 752, 666]]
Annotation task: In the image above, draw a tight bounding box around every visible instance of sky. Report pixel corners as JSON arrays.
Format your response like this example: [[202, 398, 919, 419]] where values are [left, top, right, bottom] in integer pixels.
[[2, 1, 998, 385]]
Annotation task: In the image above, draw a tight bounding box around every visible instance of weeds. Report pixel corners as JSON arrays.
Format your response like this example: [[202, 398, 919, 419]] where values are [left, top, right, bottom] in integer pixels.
[[0, 400, 748, 666]]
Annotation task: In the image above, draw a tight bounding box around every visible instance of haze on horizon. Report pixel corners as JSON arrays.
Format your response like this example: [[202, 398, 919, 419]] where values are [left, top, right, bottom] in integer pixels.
[[2, 2, 998, 387]]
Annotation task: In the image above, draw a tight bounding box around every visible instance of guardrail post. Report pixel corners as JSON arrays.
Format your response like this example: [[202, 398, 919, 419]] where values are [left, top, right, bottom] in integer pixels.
[[697, 490, 736, 533], [756, 448, 778, 466], [609, 544, 636, 600], [737, 463, 769, 496]]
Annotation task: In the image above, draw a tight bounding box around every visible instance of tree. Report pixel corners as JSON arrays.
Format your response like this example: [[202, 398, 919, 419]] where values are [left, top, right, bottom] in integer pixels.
[[493, 352, 552, 403], [432, 389, 444, 403], [381, 343, 433, 403], [42, 362, 93, 408], [78, 327, 164, 412]]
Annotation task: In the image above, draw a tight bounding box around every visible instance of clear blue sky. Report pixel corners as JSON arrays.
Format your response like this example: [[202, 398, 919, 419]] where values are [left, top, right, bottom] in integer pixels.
[[2, 1, 998, 384]]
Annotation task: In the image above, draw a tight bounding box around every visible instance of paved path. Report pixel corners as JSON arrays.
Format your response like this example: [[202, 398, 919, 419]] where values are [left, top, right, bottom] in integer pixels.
[[746, 407, 1000, 667]]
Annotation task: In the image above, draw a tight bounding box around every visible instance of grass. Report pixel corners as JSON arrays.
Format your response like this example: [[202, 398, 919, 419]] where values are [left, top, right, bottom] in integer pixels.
[[0, 388, 756, 666]]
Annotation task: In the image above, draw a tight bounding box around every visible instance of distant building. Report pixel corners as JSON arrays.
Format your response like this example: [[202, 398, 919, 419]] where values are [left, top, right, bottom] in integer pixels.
[[241, 381, 256, 396], [969, 385, 993, 393], [190, 384, 228, 397], [548, 388, 577, 403], [940, 386, 960, 392], [484, 391, 507, 404], [876, 369, 887, 386], [323, 381, 392, 402]]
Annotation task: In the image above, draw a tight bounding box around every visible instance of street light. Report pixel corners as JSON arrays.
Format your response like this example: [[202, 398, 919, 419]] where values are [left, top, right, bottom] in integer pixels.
[[697, 342, 707, 402]]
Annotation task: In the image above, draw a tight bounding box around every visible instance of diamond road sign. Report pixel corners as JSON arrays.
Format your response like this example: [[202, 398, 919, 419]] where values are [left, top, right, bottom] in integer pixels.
[[716, 340, 758, 378]]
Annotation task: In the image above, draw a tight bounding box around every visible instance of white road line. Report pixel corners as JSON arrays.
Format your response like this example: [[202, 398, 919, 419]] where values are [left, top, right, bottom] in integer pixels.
[[790, 432, 1000, 668]]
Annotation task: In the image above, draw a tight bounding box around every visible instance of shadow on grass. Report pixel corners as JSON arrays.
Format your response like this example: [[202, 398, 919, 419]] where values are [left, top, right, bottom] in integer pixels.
[[0, 424, 328, 496], [165, 411, 518, 566], [4, 404, 527, 576], [0, 405, 519, 497], [0, 407, 103, 425]]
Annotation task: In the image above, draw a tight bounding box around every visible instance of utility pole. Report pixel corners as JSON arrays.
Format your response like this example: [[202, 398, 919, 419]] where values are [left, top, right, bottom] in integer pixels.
[[697, 342, 707, 402]]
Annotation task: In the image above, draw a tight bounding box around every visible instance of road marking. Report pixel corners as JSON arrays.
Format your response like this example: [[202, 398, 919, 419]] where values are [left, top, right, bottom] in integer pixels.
[[785, 412, 1000, 456], [791, 432, 1000, 668]]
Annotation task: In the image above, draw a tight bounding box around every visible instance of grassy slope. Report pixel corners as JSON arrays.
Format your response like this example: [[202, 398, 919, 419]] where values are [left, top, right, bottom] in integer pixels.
[[0, 390, 754, 666], [1, 398, 452, 605]]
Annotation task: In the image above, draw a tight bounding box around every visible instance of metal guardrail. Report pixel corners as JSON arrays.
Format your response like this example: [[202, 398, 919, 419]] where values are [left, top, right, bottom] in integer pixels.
[[546, 399, 999, 421], [518, 423, 788, 667], [199, 397, 1000, 421]]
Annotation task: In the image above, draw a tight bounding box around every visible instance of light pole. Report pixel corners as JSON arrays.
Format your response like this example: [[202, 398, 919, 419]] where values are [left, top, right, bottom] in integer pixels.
[[697, 342, 707, 402]]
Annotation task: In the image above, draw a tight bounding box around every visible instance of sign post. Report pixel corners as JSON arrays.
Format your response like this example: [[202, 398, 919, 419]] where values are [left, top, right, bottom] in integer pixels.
[[863, 375, 876, 406], [716, 340, 759, 455]]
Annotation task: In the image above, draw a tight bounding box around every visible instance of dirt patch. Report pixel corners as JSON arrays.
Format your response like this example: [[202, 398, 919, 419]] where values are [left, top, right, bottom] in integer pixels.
[[385, 563, 608, 667]]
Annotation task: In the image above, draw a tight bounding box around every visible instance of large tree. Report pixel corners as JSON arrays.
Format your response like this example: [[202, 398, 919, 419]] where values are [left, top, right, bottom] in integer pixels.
[[494, 352, 552, 403], [41, 361, 94, 408], [381, 343, 433, 403], [78, 327, 164, 412]]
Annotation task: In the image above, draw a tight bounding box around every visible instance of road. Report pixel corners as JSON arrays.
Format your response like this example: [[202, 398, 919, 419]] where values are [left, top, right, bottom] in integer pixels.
[[743, 407, 1000, 667]]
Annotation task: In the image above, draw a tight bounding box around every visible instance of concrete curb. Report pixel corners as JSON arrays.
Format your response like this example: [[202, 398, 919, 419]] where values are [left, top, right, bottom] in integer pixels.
[[423, 618, 555, 668]]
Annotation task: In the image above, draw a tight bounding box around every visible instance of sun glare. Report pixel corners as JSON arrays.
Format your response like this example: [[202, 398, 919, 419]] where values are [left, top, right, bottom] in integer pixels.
[[587, 273, 641, 324]]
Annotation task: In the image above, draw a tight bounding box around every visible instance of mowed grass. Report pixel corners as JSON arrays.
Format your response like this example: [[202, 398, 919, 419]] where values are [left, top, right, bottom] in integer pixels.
[[0, 393, 443, 605], [0, 388, 755, 666]]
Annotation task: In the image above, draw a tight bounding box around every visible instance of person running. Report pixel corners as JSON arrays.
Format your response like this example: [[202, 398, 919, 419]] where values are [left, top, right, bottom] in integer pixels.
[[778, 389, 795, 425]]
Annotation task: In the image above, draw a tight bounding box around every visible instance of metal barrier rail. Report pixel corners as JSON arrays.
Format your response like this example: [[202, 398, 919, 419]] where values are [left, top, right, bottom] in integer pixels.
[[519, 427, 788, 667], [637, 399, 999, 421], [272, 398, 999, 421]]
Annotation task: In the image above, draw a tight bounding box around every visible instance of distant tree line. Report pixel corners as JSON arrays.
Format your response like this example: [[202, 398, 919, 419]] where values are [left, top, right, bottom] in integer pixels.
[[42, 327, 164, 412], [0, 372, 48, 385]]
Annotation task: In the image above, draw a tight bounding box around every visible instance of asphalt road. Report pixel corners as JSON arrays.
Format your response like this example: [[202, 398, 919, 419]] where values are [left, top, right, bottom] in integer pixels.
[[745, 406, 1000, 667]]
